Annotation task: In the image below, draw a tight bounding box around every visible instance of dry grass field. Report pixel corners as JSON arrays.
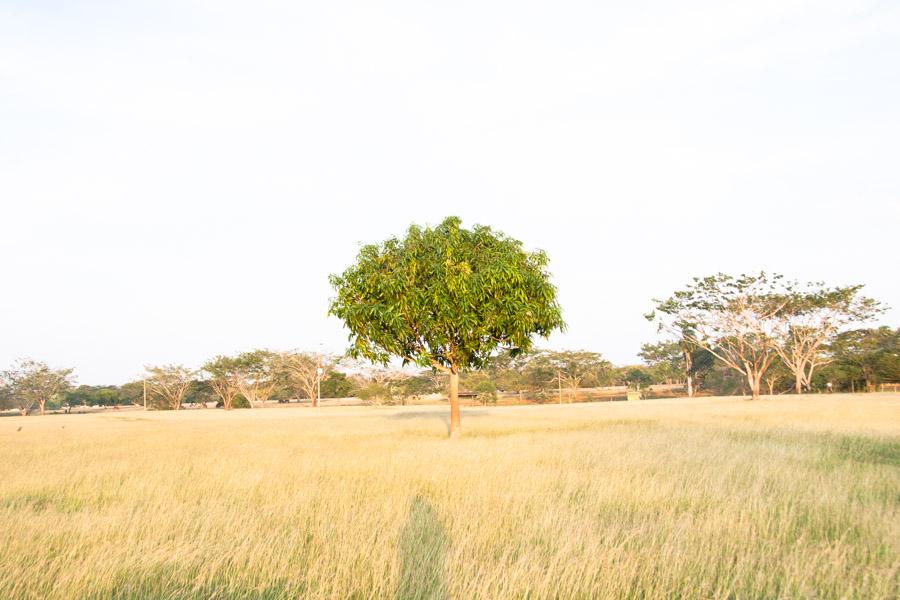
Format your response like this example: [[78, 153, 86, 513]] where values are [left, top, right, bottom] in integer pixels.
[[1, 394, 898, 599]]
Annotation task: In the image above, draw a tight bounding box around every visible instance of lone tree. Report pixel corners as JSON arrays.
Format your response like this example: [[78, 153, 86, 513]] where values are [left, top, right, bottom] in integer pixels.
[[4, 359, 75, 415], [648, 273, 791, 400], [329, 217, 564, 436]]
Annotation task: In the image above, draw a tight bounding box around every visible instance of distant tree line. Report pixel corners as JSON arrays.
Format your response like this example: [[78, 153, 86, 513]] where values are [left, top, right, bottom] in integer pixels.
[[1, 268, 896, 415], [3, 326, 896, 416], [0, 351, 340, 415]]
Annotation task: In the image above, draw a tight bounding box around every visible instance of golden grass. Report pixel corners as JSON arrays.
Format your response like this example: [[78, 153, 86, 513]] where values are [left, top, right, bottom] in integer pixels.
[[1, 394, 898, 599]]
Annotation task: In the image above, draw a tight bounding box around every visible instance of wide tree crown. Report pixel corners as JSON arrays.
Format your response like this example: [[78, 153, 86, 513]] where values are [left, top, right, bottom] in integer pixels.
[[328, 217, 564, 372]]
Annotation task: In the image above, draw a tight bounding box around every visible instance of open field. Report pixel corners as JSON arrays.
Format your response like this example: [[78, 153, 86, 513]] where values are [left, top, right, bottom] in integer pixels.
[[1, 394, 898, 599]]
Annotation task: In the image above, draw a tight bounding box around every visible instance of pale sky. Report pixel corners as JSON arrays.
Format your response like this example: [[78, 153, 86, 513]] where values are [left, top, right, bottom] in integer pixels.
[[2, 1, 898, 384]]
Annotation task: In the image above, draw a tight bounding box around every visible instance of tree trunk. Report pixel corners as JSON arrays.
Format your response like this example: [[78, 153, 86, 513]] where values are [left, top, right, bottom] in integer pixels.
[[557, 371, 562, 404], [803, 365, 816, 394], [449, 370, 461, 438], [683, 348, 694, 397], [795, 373, 803, 395], [39, 401, 46, 415], [747, 370, 762, 400]]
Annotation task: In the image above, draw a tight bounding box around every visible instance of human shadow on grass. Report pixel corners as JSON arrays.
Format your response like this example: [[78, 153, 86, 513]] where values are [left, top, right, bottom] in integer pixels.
[[395, 496, 449, 600]]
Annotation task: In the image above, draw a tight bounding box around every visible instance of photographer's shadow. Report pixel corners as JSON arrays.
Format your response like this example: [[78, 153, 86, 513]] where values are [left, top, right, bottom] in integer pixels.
[[395, 496, 449, 600]]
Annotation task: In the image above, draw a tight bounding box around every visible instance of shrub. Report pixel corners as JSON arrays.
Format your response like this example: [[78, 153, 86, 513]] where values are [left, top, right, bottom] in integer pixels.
[[474, 380, 498, 405]]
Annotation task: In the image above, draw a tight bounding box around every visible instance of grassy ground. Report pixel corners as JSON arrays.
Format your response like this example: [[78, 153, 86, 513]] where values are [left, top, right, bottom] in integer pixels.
[[1, 394, 898, 599]]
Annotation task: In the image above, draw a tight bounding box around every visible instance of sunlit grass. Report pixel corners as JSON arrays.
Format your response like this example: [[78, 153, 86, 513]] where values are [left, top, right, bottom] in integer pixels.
[[1, 394, 898, 598]]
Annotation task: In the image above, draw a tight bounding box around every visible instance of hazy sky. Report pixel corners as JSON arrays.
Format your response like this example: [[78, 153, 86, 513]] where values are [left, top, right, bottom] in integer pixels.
[[2, 1, 898, 384]]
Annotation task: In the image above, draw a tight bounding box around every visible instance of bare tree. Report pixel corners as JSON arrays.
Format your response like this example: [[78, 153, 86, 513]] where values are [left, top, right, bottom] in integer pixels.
[[4, 359, 75, 415], [145, 364, 196, 410]]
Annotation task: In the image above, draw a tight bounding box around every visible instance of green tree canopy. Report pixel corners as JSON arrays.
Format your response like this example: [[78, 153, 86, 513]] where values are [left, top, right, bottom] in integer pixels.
[[64, 385, 122, 407], [329, 216, 564, 435], [320, 371, 357, 398], [829, 327, 900, 390], [638, 341, 684, 383]]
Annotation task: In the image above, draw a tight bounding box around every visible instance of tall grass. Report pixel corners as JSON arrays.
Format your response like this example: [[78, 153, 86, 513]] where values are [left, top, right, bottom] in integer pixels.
[[1, 394, 898, 598]]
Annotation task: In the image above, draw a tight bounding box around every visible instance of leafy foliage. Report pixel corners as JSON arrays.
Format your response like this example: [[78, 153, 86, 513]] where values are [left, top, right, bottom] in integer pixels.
[[638, 341, 684, 383], [770, 284, 883, 392], [234, 350, 279, 407], [623, 367, 653, 390], [277, 352, 332, 406], [356, 382, 397, 406], [648, 274, 885, 398], [184, 379, 217, 407], [144, 364, 197, 410], [203, 355, 245, 410], [64, 385, 124, 407], [827, 327, 900, 390], [397, 374, 442, 400], [3, 359, 75, 415], [649, 273, 797, 398], [328, 216, 565, 373], [320, 371, 357, 398]]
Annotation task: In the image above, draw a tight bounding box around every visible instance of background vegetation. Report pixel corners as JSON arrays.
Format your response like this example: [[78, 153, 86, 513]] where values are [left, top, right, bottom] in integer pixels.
[[2, 327, 896, 414]]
